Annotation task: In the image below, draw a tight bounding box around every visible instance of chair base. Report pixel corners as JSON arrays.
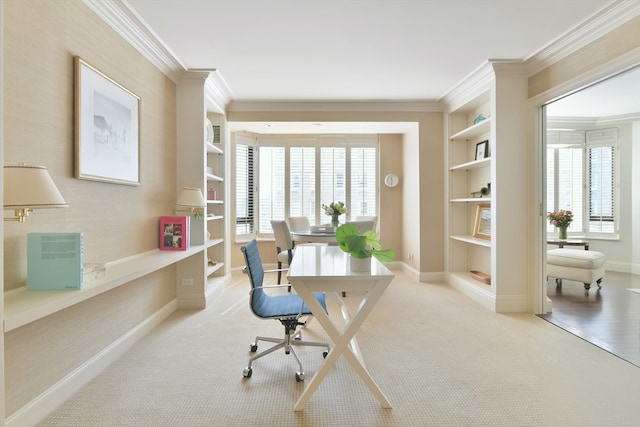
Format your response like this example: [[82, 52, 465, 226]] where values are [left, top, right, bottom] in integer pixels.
[[243, 328, 329, 382]]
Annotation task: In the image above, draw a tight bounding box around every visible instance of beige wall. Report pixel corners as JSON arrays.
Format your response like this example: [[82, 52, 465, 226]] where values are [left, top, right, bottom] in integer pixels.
[[3, 1, 177, 415]]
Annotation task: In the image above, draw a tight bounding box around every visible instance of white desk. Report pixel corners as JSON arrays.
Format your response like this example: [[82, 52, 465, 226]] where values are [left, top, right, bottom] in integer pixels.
[[287, 245, 395, 411]]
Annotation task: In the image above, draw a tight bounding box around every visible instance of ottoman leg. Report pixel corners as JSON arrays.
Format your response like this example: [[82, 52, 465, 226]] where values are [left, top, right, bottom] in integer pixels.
[[584, 282, 591, 291], [596, 278, 603, 289], [555, 278, 562, 289]]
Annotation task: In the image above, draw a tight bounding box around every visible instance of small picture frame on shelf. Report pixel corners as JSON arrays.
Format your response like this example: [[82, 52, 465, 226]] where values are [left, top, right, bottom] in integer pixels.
[[473, 204, 491, 240], [475, 140, 489, 160], [159, 216, 190, 251]]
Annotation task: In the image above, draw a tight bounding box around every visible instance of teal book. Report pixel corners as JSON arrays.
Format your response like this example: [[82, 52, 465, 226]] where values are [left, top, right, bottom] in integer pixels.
[[27, 233, 84, 290]]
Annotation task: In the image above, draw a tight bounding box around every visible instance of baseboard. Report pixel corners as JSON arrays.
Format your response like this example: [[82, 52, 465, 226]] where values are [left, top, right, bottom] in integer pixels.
[[5, 300, 177, 427], [447, 272, 496, 312], [605, 260, 640, 275]]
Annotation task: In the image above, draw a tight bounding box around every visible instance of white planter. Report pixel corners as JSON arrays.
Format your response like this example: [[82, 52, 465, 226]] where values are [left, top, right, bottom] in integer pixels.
[[350, 256, 371, 272]]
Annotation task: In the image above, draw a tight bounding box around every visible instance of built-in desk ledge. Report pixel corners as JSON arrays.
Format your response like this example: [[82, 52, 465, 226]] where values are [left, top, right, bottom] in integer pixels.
[[3, 245, 205, 332]]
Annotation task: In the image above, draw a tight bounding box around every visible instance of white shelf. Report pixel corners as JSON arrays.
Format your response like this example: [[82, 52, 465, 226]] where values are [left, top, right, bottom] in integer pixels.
[[450, 157, 491, 171], [207, 199, 223, 204], [207, 237, 224, 248], [206, 262, 224, 276], [206, 142, 223, 155], [206, 214, 224, 221], [4, 246, 205, 332], [206, 173, 224, 182], [450, 117, 491, 140], [450, 235, 492, 247]]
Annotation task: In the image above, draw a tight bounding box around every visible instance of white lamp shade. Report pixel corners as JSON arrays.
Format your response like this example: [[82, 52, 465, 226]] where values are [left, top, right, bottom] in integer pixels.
[[176, 187, 206, 208], [4, 165, 68, 209]]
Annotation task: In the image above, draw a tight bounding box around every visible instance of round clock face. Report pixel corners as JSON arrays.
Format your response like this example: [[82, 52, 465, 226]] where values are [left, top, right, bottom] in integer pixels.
[[384, 173, 399, 188]]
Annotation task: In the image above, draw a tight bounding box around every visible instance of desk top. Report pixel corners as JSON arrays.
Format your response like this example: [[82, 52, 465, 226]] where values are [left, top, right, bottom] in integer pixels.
[[288, 245, 394, 281], [291, 229, 336, 243]]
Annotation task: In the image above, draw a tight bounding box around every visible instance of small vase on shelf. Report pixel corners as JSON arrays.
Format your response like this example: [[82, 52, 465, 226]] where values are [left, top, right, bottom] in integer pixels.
[[331, 216, 340, 228], [558, 225, 568, 240]]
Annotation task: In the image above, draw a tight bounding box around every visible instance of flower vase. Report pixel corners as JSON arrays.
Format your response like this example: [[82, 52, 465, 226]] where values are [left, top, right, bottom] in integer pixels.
[[558, 225, 568, 240], [350, 256, 371, 272], [331, 216, 340, 228]]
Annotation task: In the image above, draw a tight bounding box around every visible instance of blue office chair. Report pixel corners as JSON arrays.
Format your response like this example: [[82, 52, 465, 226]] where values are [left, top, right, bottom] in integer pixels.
[[241, 239, 329, 382]]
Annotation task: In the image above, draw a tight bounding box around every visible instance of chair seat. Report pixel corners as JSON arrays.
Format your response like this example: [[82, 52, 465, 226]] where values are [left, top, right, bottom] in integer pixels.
[[253, 291, 326, 319], [277, 249, 292, 264]]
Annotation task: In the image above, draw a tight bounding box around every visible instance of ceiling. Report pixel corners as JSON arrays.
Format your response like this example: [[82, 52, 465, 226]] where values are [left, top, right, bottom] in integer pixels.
[[122, 0, 626, 132]]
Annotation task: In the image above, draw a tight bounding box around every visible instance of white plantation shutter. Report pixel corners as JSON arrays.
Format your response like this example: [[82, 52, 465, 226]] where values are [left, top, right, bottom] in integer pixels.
[[350, 147, 377, 217], [320, 147, 346, 224], [586, 128, 618, 233], [258, 146, 285, 234], [235, 133, 255, 236], [547, 130, 583, 233], [290, 147, 316, 222]]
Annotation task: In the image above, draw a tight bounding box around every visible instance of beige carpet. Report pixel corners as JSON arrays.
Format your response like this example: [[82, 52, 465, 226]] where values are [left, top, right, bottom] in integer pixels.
[[39, 269, 640, 426]]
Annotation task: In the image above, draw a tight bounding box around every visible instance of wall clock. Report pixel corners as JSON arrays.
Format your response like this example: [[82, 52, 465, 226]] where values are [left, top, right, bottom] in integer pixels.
[[384, 173, 399, 188]]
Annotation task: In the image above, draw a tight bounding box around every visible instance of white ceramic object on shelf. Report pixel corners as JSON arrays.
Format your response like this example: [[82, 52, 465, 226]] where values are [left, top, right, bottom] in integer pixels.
[[205, 118, 214, 144]]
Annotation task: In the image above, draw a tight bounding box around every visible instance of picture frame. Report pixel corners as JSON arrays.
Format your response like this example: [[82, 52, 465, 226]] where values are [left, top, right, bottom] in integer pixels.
[[74, 56, 141, 185], [473, 204, 491, 240], [159, 216, 190, 251], [475, 140, 489, 160]]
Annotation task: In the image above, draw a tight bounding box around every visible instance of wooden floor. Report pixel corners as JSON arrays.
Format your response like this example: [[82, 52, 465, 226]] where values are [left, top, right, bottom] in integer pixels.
[[540, 270, 640, 367]]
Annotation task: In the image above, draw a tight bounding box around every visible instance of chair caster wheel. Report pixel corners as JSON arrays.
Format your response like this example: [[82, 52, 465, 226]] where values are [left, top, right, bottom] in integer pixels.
[[295, 372, 305, 382], [250, 343, 258, 352], [243, 367, 252, 378], [322, 351, 329, 358]]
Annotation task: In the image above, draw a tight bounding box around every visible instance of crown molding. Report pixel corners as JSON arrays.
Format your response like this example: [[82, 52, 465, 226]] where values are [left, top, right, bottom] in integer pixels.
[[226, 101, 441, 113], [525, 0, 640, 75], [439, 60, 495, 112]]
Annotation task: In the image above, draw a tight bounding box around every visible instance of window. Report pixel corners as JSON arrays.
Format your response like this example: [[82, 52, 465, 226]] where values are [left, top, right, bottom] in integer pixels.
[[235, 133, 255, 236], [546, 128, 618, 237], [234, 134, 378, 239]]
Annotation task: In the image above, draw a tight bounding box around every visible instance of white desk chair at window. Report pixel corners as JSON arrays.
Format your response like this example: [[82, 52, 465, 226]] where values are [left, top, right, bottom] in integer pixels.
[[270, 219, 295, 285], [288, 216, 311, 232]]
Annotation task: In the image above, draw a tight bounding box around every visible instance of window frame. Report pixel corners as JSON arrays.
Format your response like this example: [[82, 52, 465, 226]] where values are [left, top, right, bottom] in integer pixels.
[[233, 134, 379, 241], [546, 127, 619, 240]]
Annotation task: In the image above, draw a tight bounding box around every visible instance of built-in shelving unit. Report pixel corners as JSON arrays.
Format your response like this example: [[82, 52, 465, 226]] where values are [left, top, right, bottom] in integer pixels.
[[176, 71, 230, 309], [444, 61, 529, 312], [446, 86, 493, 291]]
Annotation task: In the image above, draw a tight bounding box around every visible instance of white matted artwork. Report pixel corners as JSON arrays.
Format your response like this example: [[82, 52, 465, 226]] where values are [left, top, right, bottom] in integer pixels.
[[74, 56, 140, 185]]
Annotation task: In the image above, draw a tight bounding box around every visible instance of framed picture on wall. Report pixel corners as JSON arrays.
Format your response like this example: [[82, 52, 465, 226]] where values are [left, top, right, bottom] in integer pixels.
[[475, 140, 489, 160], [74, 56, 141, 185], [473, 204, 491, 240]]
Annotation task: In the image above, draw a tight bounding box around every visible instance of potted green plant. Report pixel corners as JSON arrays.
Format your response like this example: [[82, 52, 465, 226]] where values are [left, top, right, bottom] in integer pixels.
[[335, 224, 395, 272]]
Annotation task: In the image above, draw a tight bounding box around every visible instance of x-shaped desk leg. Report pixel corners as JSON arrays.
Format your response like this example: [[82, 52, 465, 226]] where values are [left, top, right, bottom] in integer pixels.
[[292, 279, 392, 411]]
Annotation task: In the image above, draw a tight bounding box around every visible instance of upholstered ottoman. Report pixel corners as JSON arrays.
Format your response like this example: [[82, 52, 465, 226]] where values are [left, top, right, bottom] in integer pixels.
[[547, 248, 606, 291]]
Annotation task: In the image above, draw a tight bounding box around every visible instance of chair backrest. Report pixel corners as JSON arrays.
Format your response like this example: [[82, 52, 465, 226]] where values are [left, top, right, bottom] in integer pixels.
[[347, 219, 376, 234], [271, 219, 294, 252], [288, 216, 311, 232], [240, 240, 268, 317], [354, 215, 378, 230]]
